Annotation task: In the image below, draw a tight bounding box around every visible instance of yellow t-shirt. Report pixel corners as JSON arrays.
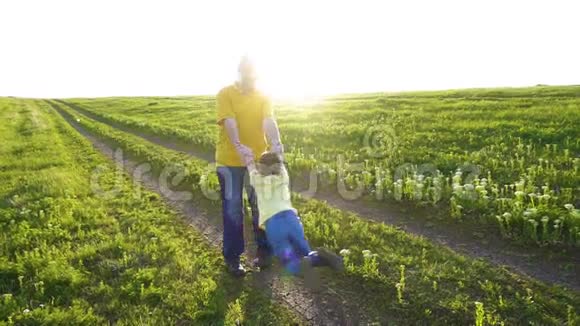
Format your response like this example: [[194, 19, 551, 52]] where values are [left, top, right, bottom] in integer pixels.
[[249, 168, 295, 226], [215, 84, 273, 166]]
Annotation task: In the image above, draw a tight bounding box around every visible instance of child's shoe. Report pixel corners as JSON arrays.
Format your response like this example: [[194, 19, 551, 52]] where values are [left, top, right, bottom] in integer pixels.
[[316, 248, 345, 272], [253, 248, 273, 270], [252, 256, 272, 269], [300, 257, 321, 292]]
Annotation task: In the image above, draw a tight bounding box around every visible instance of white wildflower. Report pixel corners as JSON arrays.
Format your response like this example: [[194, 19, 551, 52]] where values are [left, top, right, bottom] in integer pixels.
[[339, 249, 351, 256]]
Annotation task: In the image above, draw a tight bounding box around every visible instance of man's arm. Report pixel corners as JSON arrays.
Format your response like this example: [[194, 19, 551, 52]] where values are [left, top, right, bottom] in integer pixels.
[[263, 117, 284, 154], [216, 88, 253, 165], [224, 118, 253, 165]]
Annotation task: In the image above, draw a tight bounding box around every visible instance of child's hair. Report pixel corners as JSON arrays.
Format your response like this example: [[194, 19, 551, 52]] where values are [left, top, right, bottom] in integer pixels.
[[257, 151, 284, 176]]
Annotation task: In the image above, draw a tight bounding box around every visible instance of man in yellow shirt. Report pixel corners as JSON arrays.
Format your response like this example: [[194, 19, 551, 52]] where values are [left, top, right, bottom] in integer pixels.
[[215, 56, 284, 276]]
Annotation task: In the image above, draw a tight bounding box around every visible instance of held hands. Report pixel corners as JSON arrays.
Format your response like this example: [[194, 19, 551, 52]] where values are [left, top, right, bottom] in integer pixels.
[[270, 142, 284, 156], [234, 142, 254, 166], [233, 141, 284, 166]]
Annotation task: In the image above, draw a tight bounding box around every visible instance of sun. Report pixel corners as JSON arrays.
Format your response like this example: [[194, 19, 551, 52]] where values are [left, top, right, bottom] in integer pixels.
[[251, 55, 335, 104]]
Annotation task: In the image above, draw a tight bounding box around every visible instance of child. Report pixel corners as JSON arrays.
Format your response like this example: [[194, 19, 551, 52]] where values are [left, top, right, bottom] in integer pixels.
[[247, 151, 344, 287]]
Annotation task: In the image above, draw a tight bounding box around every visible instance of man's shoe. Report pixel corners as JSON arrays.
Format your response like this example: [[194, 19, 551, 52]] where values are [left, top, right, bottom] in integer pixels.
[[316, 248, 345, 272], [226, 262, 247, 277]]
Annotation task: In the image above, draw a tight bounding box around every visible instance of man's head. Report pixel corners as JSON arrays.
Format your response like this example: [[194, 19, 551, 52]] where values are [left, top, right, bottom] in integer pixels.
[[257, 151, 284, 176], [238, 55, 257, 89]]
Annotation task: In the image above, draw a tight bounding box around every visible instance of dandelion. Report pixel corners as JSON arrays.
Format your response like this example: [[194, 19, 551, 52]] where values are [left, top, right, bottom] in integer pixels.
[[453, 171, 462, 184], [474, 302, 485, 326], [527, 219, 539, 242], [528, 193, 538, 207], [523, 208, 538, 218], [393, 180, 403, 201], [339, 249, 351, 256]]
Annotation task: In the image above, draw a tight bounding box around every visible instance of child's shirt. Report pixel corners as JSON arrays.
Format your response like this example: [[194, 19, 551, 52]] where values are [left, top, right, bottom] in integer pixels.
[[249, 167, 295, 227]]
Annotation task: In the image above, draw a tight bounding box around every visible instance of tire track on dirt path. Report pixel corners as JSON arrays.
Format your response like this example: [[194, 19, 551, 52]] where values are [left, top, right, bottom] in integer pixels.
[[49, 100, 377, 325], [55, 99, 580, 292]]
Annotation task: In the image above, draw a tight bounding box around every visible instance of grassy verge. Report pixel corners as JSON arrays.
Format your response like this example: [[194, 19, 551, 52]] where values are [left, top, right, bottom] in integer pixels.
[[0, 98, 300, 325], [51, 100, 580, 324]]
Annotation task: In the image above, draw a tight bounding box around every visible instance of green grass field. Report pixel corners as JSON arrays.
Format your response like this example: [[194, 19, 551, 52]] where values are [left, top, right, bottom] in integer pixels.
[[66, 85, 580, 247], [0, 99, 299, 325], [1, 86, 579, 325]]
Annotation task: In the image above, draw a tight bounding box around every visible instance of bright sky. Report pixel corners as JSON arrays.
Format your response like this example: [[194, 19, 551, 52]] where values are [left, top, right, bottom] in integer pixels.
[[1, 0, 579, 99]]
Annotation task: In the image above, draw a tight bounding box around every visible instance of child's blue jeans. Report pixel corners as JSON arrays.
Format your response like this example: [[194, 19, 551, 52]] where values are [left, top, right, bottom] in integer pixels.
[[265, 209, 321, 275]]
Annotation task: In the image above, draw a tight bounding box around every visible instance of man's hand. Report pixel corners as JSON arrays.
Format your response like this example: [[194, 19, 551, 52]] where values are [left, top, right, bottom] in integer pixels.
[[234, 142, 254, 166], [234, 142, 252, 157]]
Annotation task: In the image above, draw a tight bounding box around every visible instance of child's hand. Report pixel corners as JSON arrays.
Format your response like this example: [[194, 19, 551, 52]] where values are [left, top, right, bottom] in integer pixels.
[[270, 142, 284, 156], [242, 153, 254, 167], [234, 142, 252, 158]]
